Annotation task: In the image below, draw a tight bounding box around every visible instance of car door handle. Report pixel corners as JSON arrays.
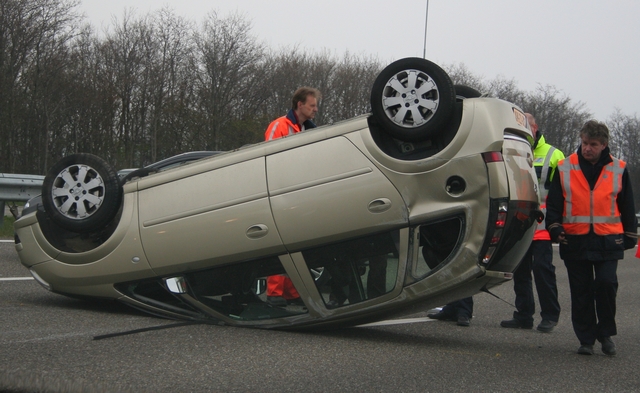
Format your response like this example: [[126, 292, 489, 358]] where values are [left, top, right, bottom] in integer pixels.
[[246, 224, 269, 239], [368, 198, 392, 213]]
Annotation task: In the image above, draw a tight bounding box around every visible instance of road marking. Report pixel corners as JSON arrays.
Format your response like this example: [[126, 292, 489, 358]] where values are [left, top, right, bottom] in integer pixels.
[[0, 277, 33, 281], [0, 240, 13, 243]]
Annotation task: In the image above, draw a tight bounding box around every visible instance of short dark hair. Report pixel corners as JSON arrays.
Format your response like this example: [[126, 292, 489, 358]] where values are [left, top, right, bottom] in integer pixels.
[[579, 119, 609, 145], [291, 87, 321, 110]]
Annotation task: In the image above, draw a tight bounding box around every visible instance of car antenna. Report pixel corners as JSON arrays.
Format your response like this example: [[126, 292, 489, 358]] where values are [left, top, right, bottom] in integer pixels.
[[479, 286, 516, 309], [93, 321, 207, 340]]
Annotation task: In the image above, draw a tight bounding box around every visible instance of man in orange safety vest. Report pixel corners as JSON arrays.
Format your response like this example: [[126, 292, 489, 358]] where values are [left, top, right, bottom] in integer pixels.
[[546, 120, 637, 356], [264, 87, 321, 306]]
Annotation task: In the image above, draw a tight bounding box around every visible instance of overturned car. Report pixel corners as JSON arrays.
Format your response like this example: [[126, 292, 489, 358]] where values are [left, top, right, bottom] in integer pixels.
[[14, 58, 540, 329]]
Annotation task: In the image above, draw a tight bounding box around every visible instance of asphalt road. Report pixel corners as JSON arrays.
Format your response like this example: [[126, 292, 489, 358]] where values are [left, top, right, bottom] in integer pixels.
[[1, 239, 640, 393]]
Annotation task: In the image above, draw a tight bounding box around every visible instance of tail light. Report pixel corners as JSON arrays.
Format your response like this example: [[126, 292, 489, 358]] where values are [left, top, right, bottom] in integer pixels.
[[481, 201, 508, 265]]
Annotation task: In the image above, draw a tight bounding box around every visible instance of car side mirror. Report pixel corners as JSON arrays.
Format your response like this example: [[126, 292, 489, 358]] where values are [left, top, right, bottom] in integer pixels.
[[165, 276, 188, 294], [253, 278, 266, 295]]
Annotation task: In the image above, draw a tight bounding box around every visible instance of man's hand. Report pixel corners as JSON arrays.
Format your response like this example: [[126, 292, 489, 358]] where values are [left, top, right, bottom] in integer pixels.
[[548, 225, 567, 244], [624, 235, 637, 249], [557, 232, 568, 245]]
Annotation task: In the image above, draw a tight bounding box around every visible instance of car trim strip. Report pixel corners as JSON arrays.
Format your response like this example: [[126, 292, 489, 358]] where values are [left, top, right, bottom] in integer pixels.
[[268, 167, 373, 197], [142, 192, 269, 227]]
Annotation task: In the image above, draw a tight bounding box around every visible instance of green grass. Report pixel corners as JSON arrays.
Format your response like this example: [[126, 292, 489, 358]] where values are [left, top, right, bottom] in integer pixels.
[[1, 216, 15, 238]]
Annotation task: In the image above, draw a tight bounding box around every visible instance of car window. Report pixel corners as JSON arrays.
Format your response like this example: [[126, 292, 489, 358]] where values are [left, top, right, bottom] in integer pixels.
[[182, 256, 307, 320], [155, 162, 184, 172], [411, 217, 463, 279], [302, 230, 399, 308], [117, 255, 308, 322]]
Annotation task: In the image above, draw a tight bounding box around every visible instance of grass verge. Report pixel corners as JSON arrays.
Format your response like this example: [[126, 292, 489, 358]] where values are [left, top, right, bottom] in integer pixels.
[[1, 216, 15, 238]]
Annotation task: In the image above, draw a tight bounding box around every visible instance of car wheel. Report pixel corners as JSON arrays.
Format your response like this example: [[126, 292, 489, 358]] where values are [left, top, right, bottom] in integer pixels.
[[370, 57, 455, 142], [454, 84, 482, 100], [42, 153, 122, 233]]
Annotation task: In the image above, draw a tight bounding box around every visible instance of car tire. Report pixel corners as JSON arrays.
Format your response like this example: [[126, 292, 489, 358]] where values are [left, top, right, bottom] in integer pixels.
[[42, 153, 122, 233], [370, 57, 455, 142], [454, 84, 482, 100]]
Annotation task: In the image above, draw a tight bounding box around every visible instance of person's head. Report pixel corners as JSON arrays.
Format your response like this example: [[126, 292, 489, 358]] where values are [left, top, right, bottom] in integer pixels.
[[292, 87, 321, 123], [525, 113, 538, 137], [579, 120, 609, 164]]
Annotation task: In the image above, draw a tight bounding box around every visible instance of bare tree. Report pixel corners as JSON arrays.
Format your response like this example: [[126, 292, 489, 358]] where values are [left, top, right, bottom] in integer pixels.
[[444, 62, 488, 93], [521, 85, 591, 155], [62, 25, 114, 163], [487, 76, 528, 106], [0, 0, 80, 173], [193, 11, 266, 151], [138, 7, 197, 163], [2, 1, 640, 181], [607, 109, 640, 209], [324, 52, 382, 124], [261, 47, 310, 120]]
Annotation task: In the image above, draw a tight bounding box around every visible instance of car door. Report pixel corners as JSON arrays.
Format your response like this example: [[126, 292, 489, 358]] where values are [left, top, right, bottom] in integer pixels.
[[266, 136, 408, 251], [138, 157, 285, 274]]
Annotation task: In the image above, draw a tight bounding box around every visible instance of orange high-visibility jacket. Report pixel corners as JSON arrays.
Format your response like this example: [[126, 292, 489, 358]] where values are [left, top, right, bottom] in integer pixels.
[[265, 112, 301, 141], [558, 153, 625, 235], [265, 109, 317, 141]]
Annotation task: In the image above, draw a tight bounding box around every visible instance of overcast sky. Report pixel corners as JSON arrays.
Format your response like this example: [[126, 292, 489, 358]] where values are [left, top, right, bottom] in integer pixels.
[[79, 0, 639, 122]]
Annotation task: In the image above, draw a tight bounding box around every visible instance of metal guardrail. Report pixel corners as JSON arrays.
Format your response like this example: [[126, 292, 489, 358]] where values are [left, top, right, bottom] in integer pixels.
[[0, 173, 44, 226]]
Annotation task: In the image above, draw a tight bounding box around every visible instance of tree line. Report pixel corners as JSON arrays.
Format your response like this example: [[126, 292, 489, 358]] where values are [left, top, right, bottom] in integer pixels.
[[1, 0, 381, 174], [2, 0, 639, 208]]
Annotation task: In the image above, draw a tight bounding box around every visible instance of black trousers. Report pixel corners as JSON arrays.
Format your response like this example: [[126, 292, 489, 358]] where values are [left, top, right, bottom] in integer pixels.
[[512, 240, 561, 323], [564, 259, 618, 345]]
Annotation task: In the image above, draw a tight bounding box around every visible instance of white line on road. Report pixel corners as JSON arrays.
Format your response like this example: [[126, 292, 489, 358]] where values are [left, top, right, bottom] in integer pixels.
[[0, 277, 33, 281], [357, 317, 436, 327]]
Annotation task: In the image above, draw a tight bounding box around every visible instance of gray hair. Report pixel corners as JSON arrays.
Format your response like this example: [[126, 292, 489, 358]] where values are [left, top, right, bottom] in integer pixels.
[[579, 119, 609, 145]]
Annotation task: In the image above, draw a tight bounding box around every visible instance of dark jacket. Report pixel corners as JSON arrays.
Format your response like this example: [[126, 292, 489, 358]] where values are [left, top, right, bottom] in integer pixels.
[[545, 145, 637, 261]]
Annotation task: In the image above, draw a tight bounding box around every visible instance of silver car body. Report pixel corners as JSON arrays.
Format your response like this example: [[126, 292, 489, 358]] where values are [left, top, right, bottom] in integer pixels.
[[14, 97, 538, 329]]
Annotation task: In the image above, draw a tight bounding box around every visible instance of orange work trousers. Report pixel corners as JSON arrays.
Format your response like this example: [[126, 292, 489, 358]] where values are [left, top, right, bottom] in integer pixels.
[[266, 275, 300, 299]]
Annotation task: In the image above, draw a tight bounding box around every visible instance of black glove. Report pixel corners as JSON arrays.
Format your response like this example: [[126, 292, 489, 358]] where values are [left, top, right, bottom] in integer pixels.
[[624, 235, 637, 250], [548, 226, 565, 243]]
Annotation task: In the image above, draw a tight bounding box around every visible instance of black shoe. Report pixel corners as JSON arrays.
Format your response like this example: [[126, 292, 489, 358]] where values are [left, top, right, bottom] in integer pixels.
[[599, 337, 616, 356], [267, 296, 287, 307], [427, 310, 455, 321], [577, 344, 594, 355], [457, 316, 470, 327], [500, 318, 533, 329], [536, 319, 557, 333]]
